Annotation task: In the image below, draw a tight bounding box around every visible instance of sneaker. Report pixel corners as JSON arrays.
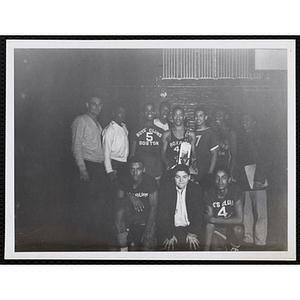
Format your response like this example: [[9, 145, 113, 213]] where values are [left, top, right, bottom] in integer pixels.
[[127, 229, 135, 247], [120, 246, 128, 252], [230, 243, 240, 251]]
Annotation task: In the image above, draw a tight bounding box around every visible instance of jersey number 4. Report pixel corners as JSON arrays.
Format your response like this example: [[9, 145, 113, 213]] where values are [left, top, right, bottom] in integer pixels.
[[173, 145, 180, 152], [217, 206, 228, 218]]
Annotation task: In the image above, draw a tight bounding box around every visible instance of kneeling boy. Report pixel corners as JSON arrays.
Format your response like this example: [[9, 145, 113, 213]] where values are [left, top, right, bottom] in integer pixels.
[[158, 164, 205, 251], [115, 156, 158, 251], [204, 167, 244, 251]]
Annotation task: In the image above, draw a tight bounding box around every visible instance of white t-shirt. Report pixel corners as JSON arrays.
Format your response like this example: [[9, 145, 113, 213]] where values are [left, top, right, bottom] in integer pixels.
[[154, 118, 169, 131], [174, 186, 190, 227]]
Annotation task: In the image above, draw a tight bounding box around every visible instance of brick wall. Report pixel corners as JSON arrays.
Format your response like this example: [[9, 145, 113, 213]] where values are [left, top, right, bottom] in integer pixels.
[[143, 81, 245, 130], [142, 74, 287, 132]]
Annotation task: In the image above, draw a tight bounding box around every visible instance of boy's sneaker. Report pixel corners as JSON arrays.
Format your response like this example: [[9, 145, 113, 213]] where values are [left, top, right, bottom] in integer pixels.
[[230, 243, 240, 251], [120, 246, 128, 252], [127, 229, 135, 247]]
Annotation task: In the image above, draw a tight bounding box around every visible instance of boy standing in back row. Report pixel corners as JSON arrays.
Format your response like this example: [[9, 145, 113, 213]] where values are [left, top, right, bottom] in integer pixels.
[[194, 106, 218, 188], [215, 107, 238, 182], [154, 101, 171, 131], [130, 103, 164, 181], [237, 113, 269, 249], [102, 104, 129, 183], [161, 106, 196, 171]]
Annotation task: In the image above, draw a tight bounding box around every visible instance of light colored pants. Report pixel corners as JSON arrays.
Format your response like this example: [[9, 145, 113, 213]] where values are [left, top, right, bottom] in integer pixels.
[[243, 190, 268, 246]]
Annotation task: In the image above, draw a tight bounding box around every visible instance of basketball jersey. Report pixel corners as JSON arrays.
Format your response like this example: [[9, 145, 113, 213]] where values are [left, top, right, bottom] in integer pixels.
[[167, 129, 189, 168], [204, 183, 242, 219], [132, 124, 164, 178]]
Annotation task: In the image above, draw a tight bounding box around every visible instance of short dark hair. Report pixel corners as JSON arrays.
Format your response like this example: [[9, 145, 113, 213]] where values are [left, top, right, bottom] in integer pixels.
[[128, 156, 145, 167], [159, 101, 170, 110], [112, 102, 126, 113], [172, 164, 190, 177], [87, 96, 103, 104], [194, 105, 207, 116], [143, 102, 155, 110], [213, 166, 230, 178], [172, 105, 185, 115]]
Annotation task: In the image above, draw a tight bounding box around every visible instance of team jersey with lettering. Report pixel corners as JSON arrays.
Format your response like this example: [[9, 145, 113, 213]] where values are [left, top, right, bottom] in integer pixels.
[[132, 124, 164, 178], [204, 183, 242, 219], [195, 127, 218, 179], [216, 129, 232, 169], [167, 129, 190, 168], [119, 172, 158, 220]]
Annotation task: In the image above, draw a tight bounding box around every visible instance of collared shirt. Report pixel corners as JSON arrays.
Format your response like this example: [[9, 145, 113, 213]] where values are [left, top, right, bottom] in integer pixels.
[[102, 121, 129, 174], [71, 114, 104, 169], [154, 118, 169, 131], [174, 186, 190, 227]]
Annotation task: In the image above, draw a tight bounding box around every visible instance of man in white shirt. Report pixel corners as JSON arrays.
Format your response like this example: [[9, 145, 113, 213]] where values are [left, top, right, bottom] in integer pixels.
[[102, 104, 129, 183], [157, 164, 205, 251], [71, 96, 108, 237]]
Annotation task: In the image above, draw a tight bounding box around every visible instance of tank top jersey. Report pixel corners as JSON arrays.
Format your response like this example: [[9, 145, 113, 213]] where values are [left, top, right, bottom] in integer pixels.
[[132, 124, 164, 178], [167, 129, 189, 168]]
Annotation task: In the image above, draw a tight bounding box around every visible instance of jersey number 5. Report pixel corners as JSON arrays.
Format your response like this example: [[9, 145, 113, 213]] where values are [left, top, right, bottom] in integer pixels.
[[146, 132, 153, 142]]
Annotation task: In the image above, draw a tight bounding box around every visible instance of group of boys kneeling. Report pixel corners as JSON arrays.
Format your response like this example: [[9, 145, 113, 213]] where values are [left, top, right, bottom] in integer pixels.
[[116, 156, 243, 252]]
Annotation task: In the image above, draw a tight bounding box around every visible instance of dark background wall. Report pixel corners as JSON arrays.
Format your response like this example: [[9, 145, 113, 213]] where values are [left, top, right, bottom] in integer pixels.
[[14, 49, 288, 251]]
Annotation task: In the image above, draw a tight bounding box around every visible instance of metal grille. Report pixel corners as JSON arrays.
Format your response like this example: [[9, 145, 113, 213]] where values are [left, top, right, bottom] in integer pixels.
[[162, 49, 258, 79]]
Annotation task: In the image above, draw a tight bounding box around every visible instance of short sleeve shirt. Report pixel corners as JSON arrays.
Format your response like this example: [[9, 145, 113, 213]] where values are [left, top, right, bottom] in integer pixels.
[[204, 183, 242, 219], [131, 124, 164, 178], [195, 127, 218, 178], [216, 129, 233, 169]]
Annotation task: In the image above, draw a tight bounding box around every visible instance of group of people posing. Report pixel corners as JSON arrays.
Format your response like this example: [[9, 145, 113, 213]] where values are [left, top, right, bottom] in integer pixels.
[[71, 97, 269, 252]]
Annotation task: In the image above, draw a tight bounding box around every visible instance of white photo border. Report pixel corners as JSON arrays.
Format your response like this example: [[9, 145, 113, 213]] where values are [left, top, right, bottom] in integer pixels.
[[5, 38, 296, 261]]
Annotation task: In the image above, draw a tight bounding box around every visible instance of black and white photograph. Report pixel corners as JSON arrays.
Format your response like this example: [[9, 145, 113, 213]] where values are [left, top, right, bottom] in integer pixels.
[[5, 39, 296, 260]]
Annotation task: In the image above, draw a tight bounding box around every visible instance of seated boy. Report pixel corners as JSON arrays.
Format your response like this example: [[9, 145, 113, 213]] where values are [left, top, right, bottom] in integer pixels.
[[157, 164, 205, 251], [204, 167, 244, 251], [115, 156, 158, 251]]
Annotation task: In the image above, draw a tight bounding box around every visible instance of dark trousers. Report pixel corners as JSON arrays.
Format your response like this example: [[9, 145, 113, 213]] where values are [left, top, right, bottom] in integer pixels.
[[109, 159, 128, 199], [78, 161, 109, 237]]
